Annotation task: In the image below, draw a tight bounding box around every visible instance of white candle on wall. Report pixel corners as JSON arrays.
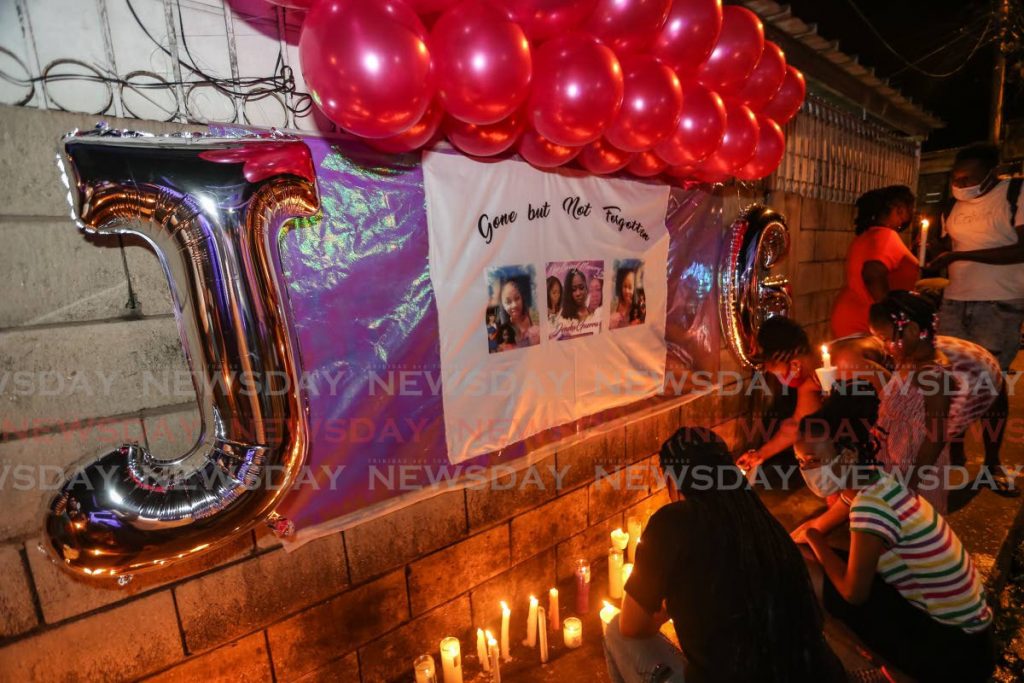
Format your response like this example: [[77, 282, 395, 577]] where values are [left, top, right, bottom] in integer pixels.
[[626, 516, 641, 563], [525, 595, 539, 647], [610, 528, 629, 552], [563, 617, 583, 648], [608, 547, 624, 599], [918, 219, 930, 266], [488, 635, 501, 683], [414, 654, 437, 683], [439, 637, 462, 683], [600, 600, 621, 635], [476, 628, 490, 672], [500, 601, 511, 661], [548, 588, 559, 632], [537, 606, 549, 663]]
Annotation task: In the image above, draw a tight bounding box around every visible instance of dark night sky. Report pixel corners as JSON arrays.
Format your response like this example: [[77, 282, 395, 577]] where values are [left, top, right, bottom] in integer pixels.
[[783, 0, 1010, 150]]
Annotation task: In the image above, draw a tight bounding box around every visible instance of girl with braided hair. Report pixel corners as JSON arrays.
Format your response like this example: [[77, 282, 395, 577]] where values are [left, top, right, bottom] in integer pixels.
[[867, 290, 1011, 512], [792, 391, 995, 682], [605, 426, 845, 683]]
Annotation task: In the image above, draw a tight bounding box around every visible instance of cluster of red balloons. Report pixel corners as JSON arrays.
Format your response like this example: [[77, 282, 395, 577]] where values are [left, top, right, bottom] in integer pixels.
[[288, 0, 806, 183]]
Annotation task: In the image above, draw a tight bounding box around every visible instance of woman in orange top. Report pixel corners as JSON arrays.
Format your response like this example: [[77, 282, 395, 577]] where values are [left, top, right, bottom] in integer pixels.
[[831, 186, 920, 338]]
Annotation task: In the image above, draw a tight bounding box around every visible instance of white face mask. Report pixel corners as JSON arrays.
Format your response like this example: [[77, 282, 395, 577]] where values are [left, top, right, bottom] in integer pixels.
[[951, 171, 993, 202], [801, 464, 842, 498]]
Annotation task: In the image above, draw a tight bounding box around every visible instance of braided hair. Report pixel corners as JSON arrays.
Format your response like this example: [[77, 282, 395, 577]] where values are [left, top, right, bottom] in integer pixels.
[[798, 387, 881, 466], [658, 427, 845, 682], [868, 290, 940, 347]]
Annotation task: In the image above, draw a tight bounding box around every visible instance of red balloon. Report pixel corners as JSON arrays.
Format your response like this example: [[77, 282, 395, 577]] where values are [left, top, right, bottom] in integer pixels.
[[578, 138, 634, 174], [368, 99, 445, 153], [667, 163, 697, 178], [693, 163, 731, 183], [266, 0, 314, 9], [651, 0, 722, 73], [605, 55, 682, 152], [585, 0, 671, 55], [445, 109, 526, 156], [299, 1, 433, 138], [528, 33, 624, 147], [696, 6, 763, 94], [735, 116, 784, 180], [406, 0, 459, 12], [496, 0, 598, 42], [734, 41, 786, 112], [700, 102, 758, 175], [431, 1, 532, 125], [762, 66, 806, 124], [627, 150, 668, 177], [518, 128, 582, 167], [653, 82, 726, 165]]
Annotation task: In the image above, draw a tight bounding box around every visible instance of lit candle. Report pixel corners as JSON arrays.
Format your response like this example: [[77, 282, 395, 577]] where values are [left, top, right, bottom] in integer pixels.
[[918, 218, 930, 267], [622, 562, 634, 589], [626, 516, 641, 564], [563, 617, 583, 648], [608, 547, 624, 600], [610, 528, 629, 552], [537, 606, 549, 663], [476, 628, 490, 672], [820, 344, 832, 370], [500, 600, 511, 661], [600, 600, 621, 636], [575, 559, 591, 613], [414, 654, 437, 683], [488, 634, 501, 683], [439, 637, 463, 683], [525, 595, 538, 648], [548, 588, 559, 632]]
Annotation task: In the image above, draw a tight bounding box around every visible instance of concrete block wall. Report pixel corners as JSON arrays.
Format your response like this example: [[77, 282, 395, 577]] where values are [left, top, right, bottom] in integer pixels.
[[0, 103, 762, 683]]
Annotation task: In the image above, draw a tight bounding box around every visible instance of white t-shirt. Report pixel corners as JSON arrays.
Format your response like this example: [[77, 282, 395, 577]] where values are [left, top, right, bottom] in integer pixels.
[[943, 179, 1024, 301]]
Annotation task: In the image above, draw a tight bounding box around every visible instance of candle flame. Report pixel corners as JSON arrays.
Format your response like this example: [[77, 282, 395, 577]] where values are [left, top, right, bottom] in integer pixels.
[[820, 344, 829, 354], [530, 595, 538, 604], [550, 587, 558, 596], [486, 629, 494, 639], [501, 600, 509, 611], [921, 218, 930, 230], [603, 600, 613, 610]]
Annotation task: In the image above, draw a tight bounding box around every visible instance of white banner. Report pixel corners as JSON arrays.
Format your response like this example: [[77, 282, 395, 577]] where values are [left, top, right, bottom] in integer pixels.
[[423, 152, 671, 463]]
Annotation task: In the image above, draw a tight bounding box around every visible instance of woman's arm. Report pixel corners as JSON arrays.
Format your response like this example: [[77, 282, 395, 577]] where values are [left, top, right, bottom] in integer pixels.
[[861, 260, 891, 303], [619, 592, 669, 638], [792, 497, 851, 542], [806, 528, 885, 604], [749, 381, 824, 463]]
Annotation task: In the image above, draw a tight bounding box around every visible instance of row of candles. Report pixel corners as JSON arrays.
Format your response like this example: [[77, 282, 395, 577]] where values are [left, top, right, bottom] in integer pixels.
[[412, 519, 644, 682]]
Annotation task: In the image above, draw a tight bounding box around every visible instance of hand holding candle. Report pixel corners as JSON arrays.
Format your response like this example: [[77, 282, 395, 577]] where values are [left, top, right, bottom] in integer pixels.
[[816, 343, 836, 395], [918, 218, 930, 267], [563, 617, 583, 648]]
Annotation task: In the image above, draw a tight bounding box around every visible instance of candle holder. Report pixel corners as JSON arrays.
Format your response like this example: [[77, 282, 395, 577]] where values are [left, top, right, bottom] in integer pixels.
[[608, 547, 624, 600], [563, 617, 583, 649], [574, 559, 591, 614], [414, 654, 437, 683]]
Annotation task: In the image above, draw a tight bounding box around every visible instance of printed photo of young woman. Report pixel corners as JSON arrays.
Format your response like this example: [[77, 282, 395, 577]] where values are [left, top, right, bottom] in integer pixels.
[[546, 260, 604, 341], [486, 265, 541, 353], [610, 259, 646, 330]]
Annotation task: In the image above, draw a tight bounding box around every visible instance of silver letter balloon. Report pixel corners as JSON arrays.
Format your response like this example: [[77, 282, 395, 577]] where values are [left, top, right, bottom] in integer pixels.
[[46, 124, 320, 579]]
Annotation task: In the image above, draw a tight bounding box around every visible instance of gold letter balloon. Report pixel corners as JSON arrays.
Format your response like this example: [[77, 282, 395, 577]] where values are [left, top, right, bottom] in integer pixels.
[[46, 124, 320, 580]]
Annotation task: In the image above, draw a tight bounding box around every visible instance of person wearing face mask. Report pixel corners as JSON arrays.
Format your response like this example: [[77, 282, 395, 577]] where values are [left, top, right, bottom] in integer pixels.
[[791, 392, 995, 683], [867, 290, 1013, 512], [928, 144, 1024, 371], [830, 185, 919, 338], [605, 426, 845, 683]]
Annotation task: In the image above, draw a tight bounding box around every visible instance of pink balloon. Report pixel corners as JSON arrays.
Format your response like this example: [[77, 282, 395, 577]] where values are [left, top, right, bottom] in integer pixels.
[[653, 82, 726, 165], [651, 0, 722, 74], [299, 1, 433, 138], [734, 41, 786, 112], [518, 128, 582, 167], [431, 1, 532, 125], [700, 101, 758, 175], [605, 55, 682, 152], [528, 33, 624, 147], [696, 6, 764, 94], [496, 0, 598, 42], [368, 98, 445, 153], [735, 115, 785, 180], [445, 108, 526, 156], [406, 0, 459, 13], [585, 0, 671, 55], [627, 150, 668, 177], [762, 66, 806, 124], [578, 138, 634, 174]]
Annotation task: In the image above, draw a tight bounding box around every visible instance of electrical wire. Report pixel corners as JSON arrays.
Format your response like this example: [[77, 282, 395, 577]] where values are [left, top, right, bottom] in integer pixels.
[[888, 13, 995, 78], [843, 0, 997, 78]]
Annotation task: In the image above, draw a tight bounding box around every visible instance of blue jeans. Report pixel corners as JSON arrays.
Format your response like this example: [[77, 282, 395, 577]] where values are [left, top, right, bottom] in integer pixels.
[[603, 616, 688, 683], [939, 299, 1024, 370]]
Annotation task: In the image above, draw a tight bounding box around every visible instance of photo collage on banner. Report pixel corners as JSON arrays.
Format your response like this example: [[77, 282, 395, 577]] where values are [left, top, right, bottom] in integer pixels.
[[546, 260, 604, 341], [486, 265, 541, 353]]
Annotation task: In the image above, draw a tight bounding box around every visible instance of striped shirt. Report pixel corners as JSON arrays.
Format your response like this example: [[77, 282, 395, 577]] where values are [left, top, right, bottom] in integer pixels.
[[849, 471, 992, 633]]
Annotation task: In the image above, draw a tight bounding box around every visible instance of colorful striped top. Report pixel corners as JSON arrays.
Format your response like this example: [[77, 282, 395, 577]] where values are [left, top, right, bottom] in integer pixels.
[[848, 470, 992, 633]]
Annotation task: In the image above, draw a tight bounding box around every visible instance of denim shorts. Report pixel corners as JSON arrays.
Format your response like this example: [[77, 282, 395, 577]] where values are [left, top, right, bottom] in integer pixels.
[[939, 299, 1024, 370]]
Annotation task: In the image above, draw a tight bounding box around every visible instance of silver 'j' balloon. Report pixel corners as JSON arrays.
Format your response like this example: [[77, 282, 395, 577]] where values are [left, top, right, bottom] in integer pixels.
[[46, 124, 319, 578], [719, 204, 792, 367]]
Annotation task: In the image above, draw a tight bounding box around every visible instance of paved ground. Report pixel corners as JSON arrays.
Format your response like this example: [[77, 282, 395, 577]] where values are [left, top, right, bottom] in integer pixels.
[[486, 366, 1024, 682]]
